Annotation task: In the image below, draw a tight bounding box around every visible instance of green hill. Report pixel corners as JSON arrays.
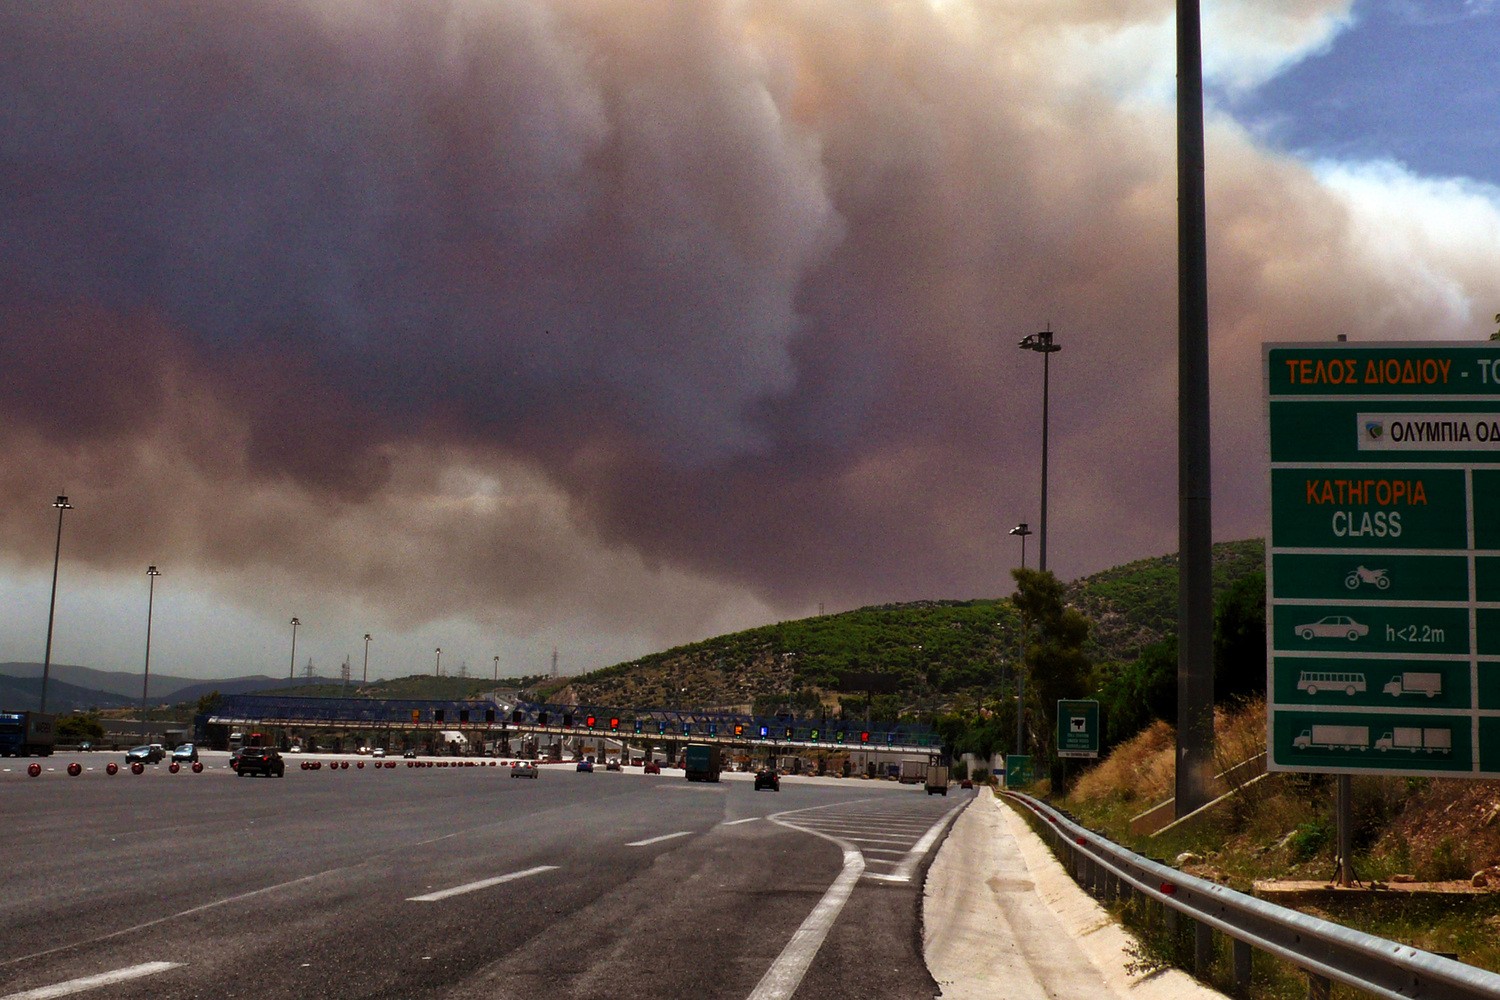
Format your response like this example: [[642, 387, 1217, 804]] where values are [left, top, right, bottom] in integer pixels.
[[543, 538, 1266, 720]]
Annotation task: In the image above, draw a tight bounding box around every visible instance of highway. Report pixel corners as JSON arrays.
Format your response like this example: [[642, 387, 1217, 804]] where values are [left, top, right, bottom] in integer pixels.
[[1, 752, 965, 1000]]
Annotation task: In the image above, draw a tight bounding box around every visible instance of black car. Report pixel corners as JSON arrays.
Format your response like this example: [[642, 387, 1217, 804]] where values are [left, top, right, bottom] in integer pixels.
[[754, 769, 780, 791], [126, 744, 165, 764], [402, 749, 417, 759], [236, 746, 285, 778], [171, 743, 199, 763]]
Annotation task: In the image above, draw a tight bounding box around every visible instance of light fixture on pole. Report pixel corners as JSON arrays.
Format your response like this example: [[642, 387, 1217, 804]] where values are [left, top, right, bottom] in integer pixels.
[[288, 617, 300, 681], [39, 495, 73, 713], [434, 647, 442, 677], [1018, 329, 1061, 573], [493, 655, 499, 683], [140, 566, 160, 741], [363, 633, 372, 685], [1009, 522, 1032, 570]]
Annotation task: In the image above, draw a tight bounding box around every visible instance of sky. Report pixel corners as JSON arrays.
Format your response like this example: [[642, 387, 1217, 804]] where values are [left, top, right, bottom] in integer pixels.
[[2, 0, 1499, 685]]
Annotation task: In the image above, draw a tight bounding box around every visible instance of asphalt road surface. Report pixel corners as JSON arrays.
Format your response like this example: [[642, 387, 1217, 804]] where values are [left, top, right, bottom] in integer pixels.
[[1, 752, 965, 1000]]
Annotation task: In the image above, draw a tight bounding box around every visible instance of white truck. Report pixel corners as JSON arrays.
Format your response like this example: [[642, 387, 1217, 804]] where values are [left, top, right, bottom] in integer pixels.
[[924, 763, 950, 795], [1375, 727, 1451, 753], [1293, 725, 1370, 750], [1382, 672, 1443, 698], [899, 758, 926, 784]]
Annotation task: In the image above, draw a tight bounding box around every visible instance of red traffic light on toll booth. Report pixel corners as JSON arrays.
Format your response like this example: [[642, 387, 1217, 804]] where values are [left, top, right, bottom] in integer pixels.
[[586, 715, 596, 729], [861, 731, 870, 743], [734, 724, 743, 736], [610, 717, 620, 731]]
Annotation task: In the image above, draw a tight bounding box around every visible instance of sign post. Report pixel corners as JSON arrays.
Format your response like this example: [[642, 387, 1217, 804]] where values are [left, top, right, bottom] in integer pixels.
[[1267, 342, 1500, 777]]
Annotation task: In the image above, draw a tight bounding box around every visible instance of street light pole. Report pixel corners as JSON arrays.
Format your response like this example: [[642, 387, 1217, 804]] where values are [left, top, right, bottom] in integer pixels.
[[1018, 331, 1061, 573], [363, 633, 372, 685], [1009, 522, 1032, 571], [288, 617, 300, 681], [435, 647, 442, 677], [39, 495, 73, 713], [493, 655, 499, 683], [140, 566, 160, 741]]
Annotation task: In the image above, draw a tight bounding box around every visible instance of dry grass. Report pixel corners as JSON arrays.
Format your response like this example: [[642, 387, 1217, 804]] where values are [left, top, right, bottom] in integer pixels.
[[1070, 718, 1176, 806]]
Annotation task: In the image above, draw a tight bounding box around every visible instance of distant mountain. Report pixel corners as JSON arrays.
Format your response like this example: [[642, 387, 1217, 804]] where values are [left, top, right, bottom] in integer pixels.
[[0, 662, 285, 709], [0, 674, 135, 713]]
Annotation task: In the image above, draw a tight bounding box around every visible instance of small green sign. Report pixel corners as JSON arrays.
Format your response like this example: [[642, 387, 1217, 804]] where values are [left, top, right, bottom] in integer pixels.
[[1056, 699, 1099, 759]]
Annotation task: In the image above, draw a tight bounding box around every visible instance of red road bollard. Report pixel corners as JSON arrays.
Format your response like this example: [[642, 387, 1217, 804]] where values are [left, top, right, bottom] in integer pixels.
[[386, 761, 396, 768], [300, 761, 309, 770], [28, 763, 42, 777], [169, 762, 180, 773], [68, 762, 82, 776], [131, 762, 144, 774], [357, 761, 365, 769], [106, 762, 119, 775], [341, 761, 349, 770], [192, 761, 203, 773]]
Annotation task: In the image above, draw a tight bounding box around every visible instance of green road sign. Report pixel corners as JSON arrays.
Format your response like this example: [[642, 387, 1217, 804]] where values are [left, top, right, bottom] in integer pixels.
[[1056, 699, 1099, 759], [1267, 342, 1500, 778], [1005, 754, 1032, 787]]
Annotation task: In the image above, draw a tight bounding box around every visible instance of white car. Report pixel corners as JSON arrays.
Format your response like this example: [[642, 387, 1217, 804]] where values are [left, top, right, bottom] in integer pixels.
[[372, 747, 387, 758], [1295, 616, 1369, 641]]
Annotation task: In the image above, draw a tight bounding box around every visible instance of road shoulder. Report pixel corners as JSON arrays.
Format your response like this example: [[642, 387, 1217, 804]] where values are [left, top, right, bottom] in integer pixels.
[[922, 788, 1228, 1000]]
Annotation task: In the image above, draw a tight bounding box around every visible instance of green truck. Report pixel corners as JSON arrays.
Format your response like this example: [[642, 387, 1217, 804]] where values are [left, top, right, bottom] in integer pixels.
[[684, 743, 722, 782]]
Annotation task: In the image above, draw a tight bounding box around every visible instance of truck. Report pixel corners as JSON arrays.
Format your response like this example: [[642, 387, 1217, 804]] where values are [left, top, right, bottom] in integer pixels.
[[0, 711, 56, 757], [1382, 672, 1443, 698], [898, 758, 926, 784], [1292, 725, 1370, 750], [683, 743, 722, 782], [925, 763, 950, 796], [1375, 727, 1452, 753]]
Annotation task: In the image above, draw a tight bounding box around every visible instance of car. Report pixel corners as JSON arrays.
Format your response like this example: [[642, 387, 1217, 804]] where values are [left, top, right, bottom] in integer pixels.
[[236, 746, 285, 778], [126, 744, 165, 764], [754, 769, 780, 791], [171, 743, 199, 763], [285, 745, 302, 753], [403, 749, 417, 759], [643, 761, 661, 774], [577, 759, 594, 772], [510, 762, 539, 778], [372, 747, 387, 758], [78, 741, 93, 752], [605, 759, 622, 771], [960, 778, 974, 789], [1295, 615, 1369, 640]]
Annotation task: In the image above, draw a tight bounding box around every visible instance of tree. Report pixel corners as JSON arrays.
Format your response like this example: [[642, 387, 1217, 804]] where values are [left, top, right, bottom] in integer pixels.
[[1012, 568, 1092, 787], [1214, 571, 1266, 702], [56, 714, 104, 742]]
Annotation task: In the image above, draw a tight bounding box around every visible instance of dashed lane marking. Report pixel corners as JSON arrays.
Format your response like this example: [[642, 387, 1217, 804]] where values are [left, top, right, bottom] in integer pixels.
[[1, 961, 183, 1000], [407, 866, 558, 902], [626, 830, 693, 847]]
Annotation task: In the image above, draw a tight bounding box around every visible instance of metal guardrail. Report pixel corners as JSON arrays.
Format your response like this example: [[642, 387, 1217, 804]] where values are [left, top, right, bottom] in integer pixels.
[[1003, 791, 1500, 1000]]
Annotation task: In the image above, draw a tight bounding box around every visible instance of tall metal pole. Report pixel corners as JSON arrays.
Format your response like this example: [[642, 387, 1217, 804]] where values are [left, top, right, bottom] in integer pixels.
[[1018, 333, 1060, 573], [39, 495, 73, 713], [435, 647, 442, 677], [1009, 522, 1032, 571], [140, 566, 159, 741], [1176, 0, 1216, 816], [493, 655, 499, 683], [288, 617, 300, 681], [363, 633, 372, 685]]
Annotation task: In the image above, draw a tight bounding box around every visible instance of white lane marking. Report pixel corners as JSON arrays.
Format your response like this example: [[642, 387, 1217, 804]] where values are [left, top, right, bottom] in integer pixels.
[[1, 961, 183, 1000], [867, 801, 967, 883], [750, 815, 866, 1000], [414, 832, 460, 847], [626, 830, 693, 847], [721, 818, 759, 826], [407, 866, 557, 902]]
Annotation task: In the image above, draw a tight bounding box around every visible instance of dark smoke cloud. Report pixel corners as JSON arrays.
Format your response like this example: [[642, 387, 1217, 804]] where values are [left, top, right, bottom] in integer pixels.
[[2, 1, 1497, 647]]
